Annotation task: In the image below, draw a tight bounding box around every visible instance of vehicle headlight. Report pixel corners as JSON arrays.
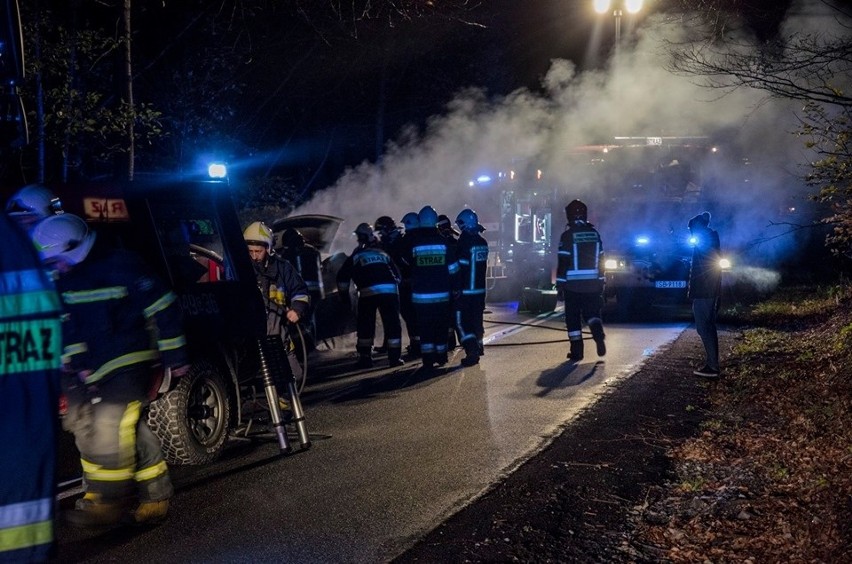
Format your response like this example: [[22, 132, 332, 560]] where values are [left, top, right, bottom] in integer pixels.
[[604, 258, 620, 270], [719, 257, 732, 270]]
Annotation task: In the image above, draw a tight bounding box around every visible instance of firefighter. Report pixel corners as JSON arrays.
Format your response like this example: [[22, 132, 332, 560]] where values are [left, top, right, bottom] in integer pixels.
[[407, 206, 459, 371], [278, 227, 324, 353], [244, 221, 311, 335], [454, 208, 489, 367], [556, 199, 606, 362], [279, 227, 324, 307], [437, 214, 460, 352], [0, 213, 63, 561], [397, 212, 421, 357], [30, 214, 189, 527], [5, 183, 63, 231], [373, 216, 405, 354], [336, 223, 404, 368], [687, 211, 722, 378]]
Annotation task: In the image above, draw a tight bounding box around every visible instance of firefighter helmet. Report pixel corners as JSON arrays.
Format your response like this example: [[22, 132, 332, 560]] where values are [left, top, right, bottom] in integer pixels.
[[243, 221, 273, 248], [30, 214, 96, 266], [418, 205, 439, 228], [354, 222, 377, 244], [565, 199, 588, 222], [401, 212, 419, 231], [374, 215, 398, 235], [5, 184, 62, 219], [455, 208, 481, 232], [281, 227, 305, 248]]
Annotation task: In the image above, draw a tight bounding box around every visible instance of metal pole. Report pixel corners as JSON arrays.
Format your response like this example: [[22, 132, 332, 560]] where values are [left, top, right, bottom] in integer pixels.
[[614, 9, 622, 44]]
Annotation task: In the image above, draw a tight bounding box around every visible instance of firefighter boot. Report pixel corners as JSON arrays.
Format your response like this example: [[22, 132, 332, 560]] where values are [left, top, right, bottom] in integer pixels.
[[588, 318, 606, 357], [355, 346, 373, 369], [388, 347, 405, 367], [460, 342, 480, 367], [65, 493, 125, 528], [131, 499, 170, 525], [568, 339, 584, 362]]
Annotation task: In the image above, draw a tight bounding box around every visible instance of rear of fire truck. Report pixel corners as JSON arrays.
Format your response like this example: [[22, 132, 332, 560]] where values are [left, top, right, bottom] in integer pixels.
[[465, 169, 558, 311]]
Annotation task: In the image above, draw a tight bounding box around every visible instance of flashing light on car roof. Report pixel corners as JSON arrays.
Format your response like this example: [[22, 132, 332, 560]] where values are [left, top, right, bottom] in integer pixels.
[[688, 235, 698, 246], [635, 235, 650, 246], [207, 163, 228, 179]]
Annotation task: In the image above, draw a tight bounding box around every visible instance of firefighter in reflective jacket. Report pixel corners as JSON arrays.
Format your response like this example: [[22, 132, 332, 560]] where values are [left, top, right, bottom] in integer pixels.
[[279, 227, 324, 353], [0, 213, 63, 561], [336, 223, 404, 368], [556, 200, 606, 362], [279, 228, 324, 311], [30, 214, 189, 528], [406, 206, 460, 371], [243, 221, 311, 339], [454, 209, 489, 367]]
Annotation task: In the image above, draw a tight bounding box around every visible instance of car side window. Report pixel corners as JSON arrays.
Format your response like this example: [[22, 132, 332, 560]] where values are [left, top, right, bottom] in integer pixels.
[[150, 201, 236, 287]]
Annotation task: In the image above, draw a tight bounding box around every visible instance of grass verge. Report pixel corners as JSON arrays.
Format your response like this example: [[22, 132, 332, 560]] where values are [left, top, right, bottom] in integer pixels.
[[632, 283, 852, 562]]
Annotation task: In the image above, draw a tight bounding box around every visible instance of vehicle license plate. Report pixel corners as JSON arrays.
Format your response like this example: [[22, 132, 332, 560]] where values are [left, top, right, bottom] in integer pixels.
[[655, 280, 687, 289]]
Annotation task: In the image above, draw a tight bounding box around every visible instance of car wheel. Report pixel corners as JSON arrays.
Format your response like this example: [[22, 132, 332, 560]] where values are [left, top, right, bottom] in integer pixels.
[[148, 361, 231, 465]]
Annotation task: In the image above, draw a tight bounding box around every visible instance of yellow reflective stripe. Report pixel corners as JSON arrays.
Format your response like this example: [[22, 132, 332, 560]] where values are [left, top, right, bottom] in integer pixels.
[[85, 350, 159, 385], [63, 342, 88, 357], [62, 286, 128, 304], [0, 520, 53, 552], [157, 335, 186, 352], [0, 289, 62, 318], [81, 458, 134, 482], [135, 460, 169, 482], [119, 402, 142, 469], [143, 291, 177, 319]]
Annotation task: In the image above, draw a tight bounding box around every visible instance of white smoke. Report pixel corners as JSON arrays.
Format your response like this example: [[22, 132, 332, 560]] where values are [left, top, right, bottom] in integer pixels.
[[295, 1, 849, 266]]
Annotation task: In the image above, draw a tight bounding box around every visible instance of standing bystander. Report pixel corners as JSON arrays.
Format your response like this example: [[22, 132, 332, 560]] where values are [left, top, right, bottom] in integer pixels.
[[687, 212, 722, 378]]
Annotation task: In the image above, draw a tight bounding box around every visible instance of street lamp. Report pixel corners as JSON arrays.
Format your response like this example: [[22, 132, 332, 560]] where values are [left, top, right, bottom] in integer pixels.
[[593, 0, 644, 44]]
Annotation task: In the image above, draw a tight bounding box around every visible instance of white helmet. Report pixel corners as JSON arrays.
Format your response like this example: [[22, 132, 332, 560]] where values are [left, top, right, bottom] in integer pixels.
[[243, 221, 273, 248], [31, 214, 96, 266], [455, 208, 482, 233], [6, 184, 62, 219]]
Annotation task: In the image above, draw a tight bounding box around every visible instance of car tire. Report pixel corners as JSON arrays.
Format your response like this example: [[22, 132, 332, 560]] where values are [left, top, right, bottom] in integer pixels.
[[148, 361, 231, 465]]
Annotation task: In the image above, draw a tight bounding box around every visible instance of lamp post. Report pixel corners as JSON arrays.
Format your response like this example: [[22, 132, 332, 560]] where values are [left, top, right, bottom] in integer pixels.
[[593, 0, 644, 44]]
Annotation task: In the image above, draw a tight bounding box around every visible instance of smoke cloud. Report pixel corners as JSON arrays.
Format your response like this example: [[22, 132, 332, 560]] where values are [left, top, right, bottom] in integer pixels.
[[295, 0, 849, 279]]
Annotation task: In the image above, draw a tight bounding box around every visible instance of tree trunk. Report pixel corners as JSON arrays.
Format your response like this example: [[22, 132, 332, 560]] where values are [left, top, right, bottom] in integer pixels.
[[123, 0, 134, 181]]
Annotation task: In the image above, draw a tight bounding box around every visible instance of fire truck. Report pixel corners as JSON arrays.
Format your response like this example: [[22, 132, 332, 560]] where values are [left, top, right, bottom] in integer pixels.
[[463, 168, 559, 311], [572, 136, 733, 315], [467, 136, 733, 314]]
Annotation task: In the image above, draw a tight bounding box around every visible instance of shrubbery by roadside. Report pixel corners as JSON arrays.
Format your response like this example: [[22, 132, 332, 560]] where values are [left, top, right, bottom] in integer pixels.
[[632, 284, 852, 562]]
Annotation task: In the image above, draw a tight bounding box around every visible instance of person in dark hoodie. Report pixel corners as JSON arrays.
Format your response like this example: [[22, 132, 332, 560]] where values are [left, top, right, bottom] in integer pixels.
[[687, 211, 722, 378]]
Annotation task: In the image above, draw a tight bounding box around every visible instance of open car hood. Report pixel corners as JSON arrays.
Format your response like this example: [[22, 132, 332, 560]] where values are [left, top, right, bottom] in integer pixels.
[[271, 214, 343, 255]]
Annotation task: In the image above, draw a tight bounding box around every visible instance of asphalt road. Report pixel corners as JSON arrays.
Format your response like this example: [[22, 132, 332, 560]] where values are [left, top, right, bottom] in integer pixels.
[[54, 303, 689, 563]]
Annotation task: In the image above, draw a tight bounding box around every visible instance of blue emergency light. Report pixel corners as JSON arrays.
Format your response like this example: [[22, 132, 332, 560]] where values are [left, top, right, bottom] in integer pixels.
[[207, 163, 228, 179]]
